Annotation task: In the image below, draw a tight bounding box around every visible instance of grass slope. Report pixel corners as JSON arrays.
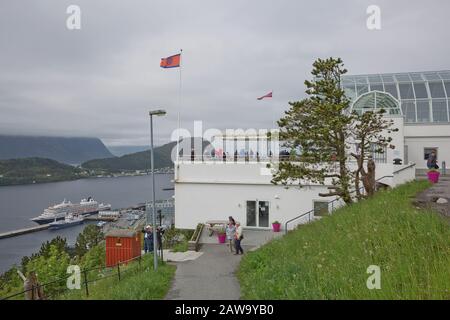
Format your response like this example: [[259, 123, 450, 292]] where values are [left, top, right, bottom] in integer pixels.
[[238, 181, 450, 299], [59, 255, 175, 300]]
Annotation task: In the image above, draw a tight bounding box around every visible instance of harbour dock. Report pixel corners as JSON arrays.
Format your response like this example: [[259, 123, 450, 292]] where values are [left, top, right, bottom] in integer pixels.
[[0, 224, 50, 240]]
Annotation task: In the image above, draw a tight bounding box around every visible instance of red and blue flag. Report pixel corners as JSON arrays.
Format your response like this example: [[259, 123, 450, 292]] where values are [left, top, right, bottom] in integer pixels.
[[160, 53, 181, 68]]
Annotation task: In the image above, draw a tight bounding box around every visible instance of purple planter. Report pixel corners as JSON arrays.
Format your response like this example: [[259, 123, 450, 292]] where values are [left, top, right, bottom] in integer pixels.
[[218, 234, 226, 243], [427, 171, 440, 183], [272, 223, 281, 232]]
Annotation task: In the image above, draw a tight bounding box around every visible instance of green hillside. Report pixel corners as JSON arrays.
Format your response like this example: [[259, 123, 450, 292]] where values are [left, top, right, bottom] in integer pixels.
[[0, 157, 87, 186], [238, 181, 450, 299]]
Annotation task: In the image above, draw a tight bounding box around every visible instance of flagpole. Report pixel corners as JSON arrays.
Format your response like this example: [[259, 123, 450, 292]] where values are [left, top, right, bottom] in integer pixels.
[[176, 49, 183, 162]]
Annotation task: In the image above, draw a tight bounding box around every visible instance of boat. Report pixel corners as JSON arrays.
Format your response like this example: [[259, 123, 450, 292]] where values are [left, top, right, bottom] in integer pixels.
[[31, 197, 103, 225], [48, 213, 84, 230], [98, 203, 112, 211], [96, 221, 107, 228]]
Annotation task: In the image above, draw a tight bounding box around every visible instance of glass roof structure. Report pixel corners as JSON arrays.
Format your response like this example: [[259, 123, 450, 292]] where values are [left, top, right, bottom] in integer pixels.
[[342, 70, 450, 123]]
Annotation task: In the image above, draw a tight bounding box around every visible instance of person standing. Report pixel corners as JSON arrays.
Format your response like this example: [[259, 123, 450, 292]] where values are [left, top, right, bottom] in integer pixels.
[[191, 148, 195, 163], [226, 217, 236, 253], [427, 150, 439, 169], [142, 225, 154, 254], [234, 222, 244, 255]]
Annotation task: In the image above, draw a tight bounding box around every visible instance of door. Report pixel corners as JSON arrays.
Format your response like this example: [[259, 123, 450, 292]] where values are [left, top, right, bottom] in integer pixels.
[[246, 200, 270, 227]]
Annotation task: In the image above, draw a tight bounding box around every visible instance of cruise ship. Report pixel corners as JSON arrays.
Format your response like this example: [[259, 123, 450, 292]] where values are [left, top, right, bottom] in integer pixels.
[[31, 197, 111, 225]]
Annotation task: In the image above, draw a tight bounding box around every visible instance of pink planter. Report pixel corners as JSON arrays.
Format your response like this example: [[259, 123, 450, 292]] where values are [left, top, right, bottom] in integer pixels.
[[427, 171, 440, 183], [218, 234, 226, 243], [272, 223, 281, 232]]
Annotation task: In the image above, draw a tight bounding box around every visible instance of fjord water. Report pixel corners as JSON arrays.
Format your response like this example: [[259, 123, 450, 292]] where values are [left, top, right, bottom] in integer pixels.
[[0, 174, 174, 273]]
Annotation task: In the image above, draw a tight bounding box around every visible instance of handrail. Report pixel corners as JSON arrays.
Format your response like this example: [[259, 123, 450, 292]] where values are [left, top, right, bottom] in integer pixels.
[[284, 174, 394, 234], [393, 162, 416, 174]]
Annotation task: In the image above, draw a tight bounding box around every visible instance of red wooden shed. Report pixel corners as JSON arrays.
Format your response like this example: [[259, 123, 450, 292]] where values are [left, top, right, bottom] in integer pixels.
[[105, 229, 141, 267]]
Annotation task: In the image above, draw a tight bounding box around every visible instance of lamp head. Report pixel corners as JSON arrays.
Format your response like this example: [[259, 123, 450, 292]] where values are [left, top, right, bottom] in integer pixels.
[[149, 109, 166, 116]]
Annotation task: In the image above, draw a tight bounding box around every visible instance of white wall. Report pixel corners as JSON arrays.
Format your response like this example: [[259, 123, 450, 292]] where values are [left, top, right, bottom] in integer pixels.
[[175, 182, 332, 230], [404, 131, 450, 170]]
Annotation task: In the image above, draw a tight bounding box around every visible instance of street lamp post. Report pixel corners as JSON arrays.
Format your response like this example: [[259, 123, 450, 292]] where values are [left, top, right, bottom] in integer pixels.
[[149, 109, 166, 271]]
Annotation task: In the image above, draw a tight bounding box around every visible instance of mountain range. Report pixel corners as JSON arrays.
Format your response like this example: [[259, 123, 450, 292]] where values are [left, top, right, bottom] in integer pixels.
[[0, 135, 113, 165]]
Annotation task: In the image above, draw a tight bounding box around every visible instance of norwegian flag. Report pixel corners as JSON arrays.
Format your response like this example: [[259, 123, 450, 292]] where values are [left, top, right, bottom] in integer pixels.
[[257, 91, 272, 100]]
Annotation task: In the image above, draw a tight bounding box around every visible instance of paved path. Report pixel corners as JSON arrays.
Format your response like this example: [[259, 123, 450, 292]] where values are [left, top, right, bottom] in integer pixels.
[[165, 244, 249, 300], [415, 175, 450, 220]]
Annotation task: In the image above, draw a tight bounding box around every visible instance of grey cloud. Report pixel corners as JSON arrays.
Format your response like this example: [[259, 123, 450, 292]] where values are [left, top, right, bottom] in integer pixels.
[[1, 0, 449, 146]]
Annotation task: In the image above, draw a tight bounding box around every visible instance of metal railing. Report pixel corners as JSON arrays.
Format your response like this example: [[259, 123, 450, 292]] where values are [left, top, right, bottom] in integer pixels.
[[284, 175, 394, 234], [1, 254, 147, 300]]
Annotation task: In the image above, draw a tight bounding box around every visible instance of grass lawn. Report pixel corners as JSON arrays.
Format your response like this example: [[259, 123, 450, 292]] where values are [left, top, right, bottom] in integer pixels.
[[238, 181, 450, 299], [59, 254, 175, 300]]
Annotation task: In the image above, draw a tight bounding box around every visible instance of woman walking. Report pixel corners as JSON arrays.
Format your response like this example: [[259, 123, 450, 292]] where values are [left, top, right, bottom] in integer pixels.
[[234, 221, 244, 255], [226, 216, 236, 253]]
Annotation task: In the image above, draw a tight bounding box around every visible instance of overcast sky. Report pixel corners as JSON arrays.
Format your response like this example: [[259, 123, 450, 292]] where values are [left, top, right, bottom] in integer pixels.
[[1, 0, 449, 146]]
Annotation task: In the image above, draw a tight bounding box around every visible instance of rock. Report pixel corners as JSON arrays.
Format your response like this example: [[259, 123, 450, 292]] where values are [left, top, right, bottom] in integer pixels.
[[436, 198, 448, 204]]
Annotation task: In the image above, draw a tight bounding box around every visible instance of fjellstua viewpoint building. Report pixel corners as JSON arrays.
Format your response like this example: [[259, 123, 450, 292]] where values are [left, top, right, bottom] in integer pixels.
[[173, 70, 448, 231], [342, 70, 450, 173]]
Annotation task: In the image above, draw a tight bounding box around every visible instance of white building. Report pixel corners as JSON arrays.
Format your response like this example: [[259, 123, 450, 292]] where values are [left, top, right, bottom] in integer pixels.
[[174, 133, 415, 231], [342, 70, 450, 173], [175, 70, 450, 230]]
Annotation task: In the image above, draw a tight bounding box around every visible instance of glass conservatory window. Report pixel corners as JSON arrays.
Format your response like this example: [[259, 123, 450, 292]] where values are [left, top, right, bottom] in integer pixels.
[[413, 82, 428, 99], [369, 84, 383, 92], [356, 84, 368, 96], [432, 99, 449, 122], [443, 81, 450, 96], [438, 71, 450, 80], [402, 101, 416, 122], [399, 83, 415, 99], [384, 83, 398, 99], [395, 74, 411, 82], [429, 82, 446, 98], [352, 91, 401, 116], [416, 100, 430, 122], [368, 75, 382, 83], [410, 73, 424, 81], [381, 74, 395, 83], [423, 73, 441, 81], [343, 84, 357, 100]]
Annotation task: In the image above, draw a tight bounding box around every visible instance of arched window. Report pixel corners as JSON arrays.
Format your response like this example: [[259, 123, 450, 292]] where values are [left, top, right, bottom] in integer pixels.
[[351, 91, 402, 116]]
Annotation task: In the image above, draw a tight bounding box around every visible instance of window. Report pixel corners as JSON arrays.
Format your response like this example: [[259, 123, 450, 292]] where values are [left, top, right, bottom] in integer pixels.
[[343, 84, 357, 100], [413, 82, 428, 99], [356, 85, 368, 96], [401, 101, 416, 122], [429, 82, 446, 98], [384, 83, 398, 99], [314, 201, 329, 216], [432, 99, 449, 122], [416, 100, 430, 122], [424, 148, 438, 161], [399, 83, 415, 99], [444, 81, 450, 96], [369, 84, 383, 92]]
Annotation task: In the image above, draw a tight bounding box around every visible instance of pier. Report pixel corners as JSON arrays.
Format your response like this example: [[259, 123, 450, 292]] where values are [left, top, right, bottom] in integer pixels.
[[0, 224, 50, 240]]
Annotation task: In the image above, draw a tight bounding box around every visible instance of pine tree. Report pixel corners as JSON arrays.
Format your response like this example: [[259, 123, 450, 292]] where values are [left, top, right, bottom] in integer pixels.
[[272, 57, 355, 204]]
